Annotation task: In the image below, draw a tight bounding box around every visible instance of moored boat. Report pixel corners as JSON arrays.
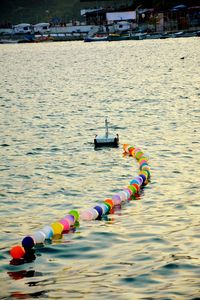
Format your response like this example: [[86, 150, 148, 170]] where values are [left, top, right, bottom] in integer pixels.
[[0, 39, 19, 44], [94, 118, 119, 148], [84, 33, 108, 42]]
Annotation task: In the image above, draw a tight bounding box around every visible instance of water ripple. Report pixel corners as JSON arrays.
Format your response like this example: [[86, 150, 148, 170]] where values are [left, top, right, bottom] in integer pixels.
[[0, 38, 200, 299]]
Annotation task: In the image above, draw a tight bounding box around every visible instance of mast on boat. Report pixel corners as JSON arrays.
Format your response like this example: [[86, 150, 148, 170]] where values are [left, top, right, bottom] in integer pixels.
[[94, 117, 119, 148]]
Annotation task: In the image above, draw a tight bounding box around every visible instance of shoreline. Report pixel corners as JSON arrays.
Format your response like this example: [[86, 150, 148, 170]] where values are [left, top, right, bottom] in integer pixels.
[[0, 29, 199, 44]]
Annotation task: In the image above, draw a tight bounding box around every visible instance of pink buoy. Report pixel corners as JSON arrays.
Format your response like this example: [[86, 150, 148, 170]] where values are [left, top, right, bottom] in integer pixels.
[[80, 210, 95, 221], [59, 219, 70, 231]]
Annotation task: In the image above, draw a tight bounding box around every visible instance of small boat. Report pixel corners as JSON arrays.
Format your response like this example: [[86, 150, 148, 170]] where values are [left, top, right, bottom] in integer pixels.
[[0, 39, 19, 44], [84, 33, 108, 42], [108, 33, 131, 41], [94, 118, 119, 148], [108, 32, 146, 41], [34, 34, 54, 42]]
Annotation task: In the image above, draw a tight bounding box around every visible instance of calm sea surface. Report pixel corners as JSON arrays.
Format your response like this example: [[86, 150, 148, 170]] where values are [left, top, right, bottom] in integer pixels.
[[0, 38, 200, 299]]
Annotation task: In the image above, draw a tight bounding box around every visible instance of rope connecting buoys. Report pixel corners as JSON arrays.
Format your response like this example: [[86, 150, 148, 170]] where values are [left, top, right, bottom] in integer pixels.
[[9, 144, 150, 261]]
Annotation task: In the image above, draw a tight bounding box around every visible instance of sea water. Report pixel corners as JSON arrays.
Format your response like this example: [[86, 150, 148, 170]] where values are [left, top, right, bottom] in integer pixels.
[[0, 38, 199, 299]]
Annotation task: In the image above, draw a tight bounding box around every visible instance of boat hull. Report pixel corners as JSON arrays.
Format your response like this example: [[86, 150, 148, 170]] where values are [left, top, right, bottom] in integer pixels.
[[84, 36, 108, 42], [94, 136, 119, 148]]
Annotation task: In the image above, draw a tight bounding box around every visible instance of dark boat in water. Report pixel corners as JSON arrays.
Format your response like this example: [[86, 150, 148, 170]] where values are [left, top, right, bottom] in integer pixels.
[[94, 118, 119, 148]]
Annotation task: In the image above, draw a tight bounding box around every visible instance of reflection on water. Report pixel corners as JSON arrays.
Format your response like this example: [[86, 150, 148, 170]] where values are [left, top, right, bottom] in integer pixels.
[[0, 38, 200, 299], [8, 269, 42, 280]]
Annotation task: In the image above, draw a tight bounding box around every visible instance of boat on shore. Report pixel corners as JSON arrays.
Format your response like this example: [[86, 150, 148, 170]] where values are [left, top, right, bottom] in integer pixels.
[[84, 33, 109, 42], [0, 39, 19, 44], [84, 31, 145, 42], [108, 32, 146, 41]]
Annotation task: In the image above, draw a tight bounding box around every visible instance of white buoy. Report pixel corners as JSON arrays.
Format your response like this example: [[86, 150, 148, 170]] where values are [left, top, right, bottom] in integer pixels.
[[94, 118, 119, 148]]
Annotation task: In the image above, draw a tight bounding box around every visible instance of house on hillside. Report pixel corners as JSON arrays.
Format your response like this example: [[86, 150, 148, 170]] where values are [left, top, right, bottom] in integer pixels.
[[80, 1, 200, 32], [163, 5, 200, 31]]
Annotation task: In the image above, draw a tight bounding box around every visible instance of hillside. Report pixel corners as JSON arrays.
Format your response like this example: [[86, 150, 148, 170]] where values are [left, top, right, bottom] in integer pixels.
[[0, 0, 199, 25], [0, 0, 82, 25]]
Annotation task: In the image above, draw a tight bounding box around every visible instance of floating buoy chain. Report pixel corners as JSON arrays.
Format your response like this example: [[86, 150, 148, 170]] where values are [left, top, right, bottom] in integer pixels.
[[10, 144, 150, 260]]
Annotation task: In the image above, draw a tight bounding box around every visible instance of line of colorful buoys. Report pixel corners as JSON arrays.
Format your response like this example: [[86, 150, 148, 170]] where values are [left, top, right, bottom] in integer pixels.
[[10, 144, 150, 261]]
